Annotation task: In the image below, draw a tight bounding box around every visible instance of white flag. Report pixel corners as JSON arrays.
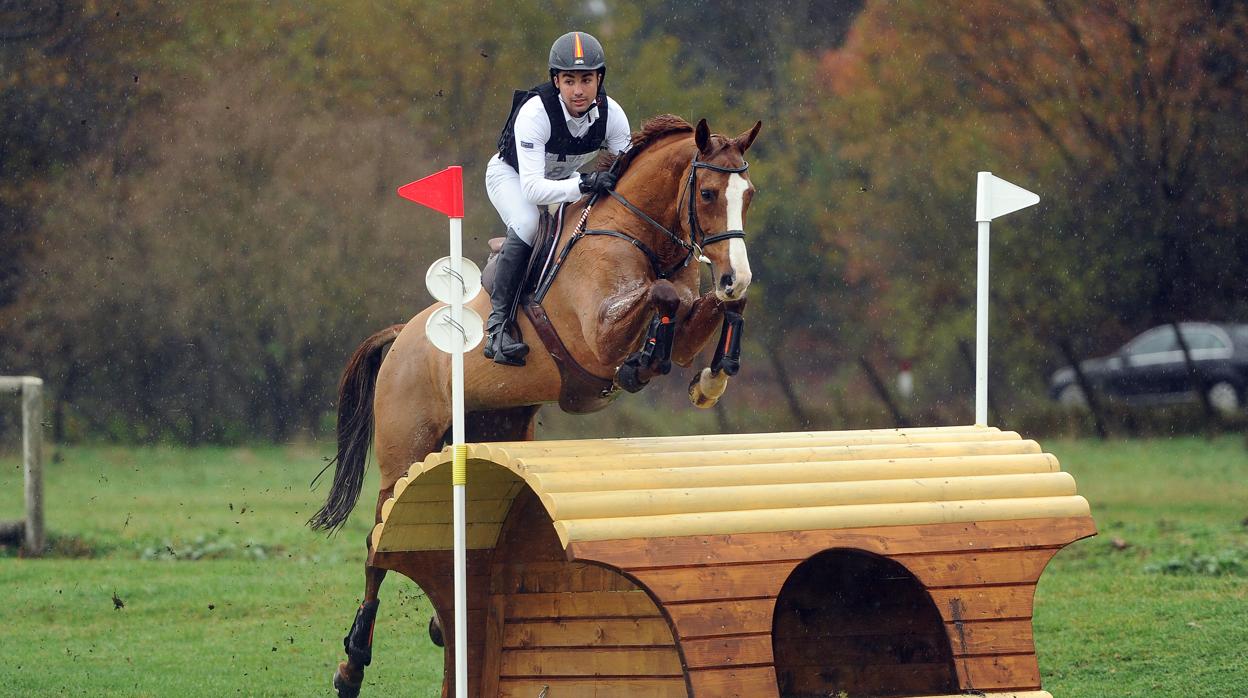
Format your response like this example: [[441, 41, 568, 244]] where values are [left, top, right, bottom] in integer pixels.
[[976, 172, 1039, 222]]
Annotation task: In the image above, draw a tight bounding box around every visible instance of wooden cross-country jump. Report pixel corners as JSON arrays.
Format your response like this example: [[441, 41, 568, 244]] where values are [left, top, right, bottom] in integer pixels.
[[369, 424, 1095, 698]]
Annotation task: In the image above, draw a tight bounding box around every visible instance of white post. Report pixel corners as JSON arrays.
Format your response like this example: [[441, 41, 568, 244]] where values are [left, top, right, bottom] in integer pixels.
[[1, 376, 43, 554], [974, 171, 1039, 427], [404, 166, 479, 697], [449, 216, 468, 698], [975, 220, 990, 426]]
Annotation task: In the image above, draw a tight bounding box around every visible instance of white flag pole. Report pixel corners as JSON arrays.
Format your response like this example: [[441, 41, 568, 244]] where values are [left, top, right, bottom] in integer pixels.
[[449, 214, 469, 698], [974, 171, 1039, 426], [402, 165, 481, 698], [975, 216, 991, 426]]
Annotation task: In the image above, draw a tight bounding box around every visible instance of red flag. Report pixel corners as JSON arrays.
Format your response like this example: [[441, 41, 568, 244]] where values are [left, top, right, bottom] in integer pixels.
[[397, 166, 464, 218]]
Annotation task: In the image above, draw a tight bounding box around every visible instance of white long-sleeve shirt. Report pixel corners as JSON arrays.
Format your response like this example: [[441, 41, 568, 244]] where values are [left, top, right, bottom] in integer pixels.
[[509, 93, 632, 205]]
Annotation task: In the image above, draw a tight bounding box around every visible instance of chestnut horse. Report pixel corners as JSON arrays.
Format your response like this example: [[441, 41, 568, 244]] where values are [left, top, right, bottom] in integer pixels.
[[311, 115, 761, 697]]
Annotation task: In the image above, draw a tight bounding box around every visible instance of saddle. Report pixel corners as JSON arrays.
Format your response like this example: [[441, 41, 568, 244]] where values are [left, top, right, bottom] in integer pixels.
[[482, 204, 620, 414]]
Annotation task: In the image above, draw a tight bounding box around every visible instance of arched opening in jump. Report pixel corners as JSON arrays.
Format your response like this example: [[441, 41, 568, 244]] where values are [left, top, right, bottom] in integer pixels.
[[772, 548, 957, 697], [481, 487, 687, 696]]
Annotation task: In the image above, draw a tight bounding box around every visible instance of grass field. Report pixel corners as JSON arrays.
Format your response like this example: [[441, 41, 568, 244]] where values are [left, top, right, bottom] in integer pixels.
[[2, 435, 1246, 696]]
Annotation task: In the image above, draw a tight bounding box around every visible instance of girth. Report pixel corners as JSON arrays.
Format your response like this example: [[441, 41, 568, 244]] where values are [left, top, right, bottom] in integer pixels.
[[523, 302, 619, 414]]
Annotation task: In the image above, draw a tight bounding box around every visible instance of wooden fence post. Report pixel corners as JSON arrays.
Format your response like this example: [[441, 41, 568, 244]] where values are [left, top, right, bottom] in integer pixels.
[[1, 376, 44, 554], [23, 378, 45, 553]]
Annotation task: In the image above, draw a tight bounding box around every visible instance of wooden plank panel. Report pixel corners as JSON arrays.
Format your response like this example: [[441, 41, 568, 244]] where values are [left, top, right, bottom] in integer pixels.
[[373, 521, 503, 551], [491, 561, 637, 595], [946, 618, 1036, 657], [955, 653, 1042, 691], [503, 618, 677, 648], [384, 496, 514, 524], [680, 634, 773, 669], [899, 548, 1059, 588], [504, 591, 663, 619], [499, 647, 683, 677], [930, 585, 1037, 623], [396, 477, 524, 503], [570, 516, 1097, 570], [369, 549, 492, 601], [686, 666, 778, 698], [497, 678, 687, 697], [633, 562, 796, 603], [479, 596, 506, 698], [664, 598, 775, 639]]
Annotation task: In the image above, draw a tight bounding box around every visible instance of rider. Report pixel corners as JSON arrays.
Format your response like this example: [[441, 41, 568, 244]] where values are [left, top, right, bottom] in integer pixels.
[[484, 30, 633, 366]]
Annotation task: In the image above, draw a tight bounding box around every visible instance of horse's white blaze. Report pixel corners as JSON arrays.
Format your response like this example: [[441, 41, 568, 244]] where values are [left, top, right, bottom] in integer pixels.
[[723, 173, 753, 298]]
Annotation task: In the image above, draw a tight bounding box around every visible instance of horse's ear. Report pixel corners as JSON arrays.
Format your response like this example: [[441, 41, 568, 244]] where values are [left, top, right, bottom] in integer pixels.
[[735, 121, 762, 154], [695, 119, 711, 154]]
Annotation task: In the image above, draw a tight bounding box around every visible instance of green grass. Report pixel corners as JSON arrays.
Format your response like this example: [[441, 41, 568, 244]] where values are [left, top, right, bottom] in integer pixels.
[[1035, 437, 1248, 697], [2, 436, 1246, 696], [0, 444, 443, 696]]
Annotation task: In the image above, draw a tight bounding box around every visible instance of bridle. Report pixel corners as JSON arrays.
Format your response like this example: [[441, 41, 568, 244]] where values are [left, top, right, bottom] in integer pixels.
[[534, 152, 750, 301], [680, 157, 750, 249], [591, 155, 749, 277]]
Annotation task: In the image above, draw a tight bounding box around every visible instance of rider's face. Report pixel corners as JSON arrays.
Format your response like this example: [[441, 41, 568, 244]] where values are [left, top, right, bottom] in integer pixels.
[[554, 70, 600, 117]]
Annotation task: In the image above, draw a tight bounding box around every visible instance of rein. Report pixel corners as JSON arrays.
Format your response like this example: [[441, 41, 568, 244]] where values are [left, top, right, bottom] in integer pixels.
[[535, 154, 749, 301]]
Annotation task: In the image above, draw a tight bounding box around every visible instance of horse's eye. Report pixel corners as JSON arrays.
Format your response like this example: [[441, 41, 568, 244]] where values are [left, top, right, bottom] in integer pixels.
[[700, 189, 714, 201]]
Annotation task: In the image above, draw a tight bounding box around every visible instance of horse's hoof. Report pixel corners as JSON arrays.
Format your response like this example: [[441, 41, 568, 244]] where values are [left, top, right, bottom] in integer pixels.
[[689, 389, 719, 409], [333, 663, 362, 698], [428, 615, 445, 647]]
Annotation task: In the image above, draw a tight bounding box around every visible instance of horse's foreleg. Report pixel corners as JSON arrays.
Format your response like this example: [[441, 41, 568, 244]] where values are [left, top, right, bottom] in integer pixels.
[[672, 295, 747, 409], [609, 281, 683, 392]]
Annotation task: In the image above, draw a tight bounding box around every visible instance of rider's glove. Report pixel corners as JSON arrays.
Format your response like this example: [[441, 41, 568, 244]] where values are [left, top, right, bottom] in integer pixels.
[[579, 171, 619, 195]]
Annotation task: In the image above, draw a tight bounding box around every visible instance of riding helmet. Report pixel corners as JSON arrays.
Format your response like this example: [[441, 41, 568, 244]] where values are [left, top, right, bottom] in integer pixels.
[[549, 31, 606, 76]]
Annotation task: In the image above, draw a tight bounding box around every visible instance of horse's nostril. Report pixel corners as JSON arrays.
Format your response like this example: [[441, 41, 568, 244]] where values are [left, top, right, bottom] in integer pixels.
[[720, 273, 735, 289]]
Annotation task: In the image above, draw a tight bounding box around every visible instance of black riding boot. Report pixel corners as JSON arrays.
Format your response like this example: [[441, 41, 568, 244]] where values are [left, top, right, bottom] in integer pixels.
[[483, 230, 532, 366]]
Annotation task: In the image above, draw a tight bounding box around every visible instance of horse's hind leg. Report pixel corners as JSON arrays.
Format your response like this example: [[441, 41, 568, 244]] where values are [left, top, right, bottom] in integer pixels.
[[333, 513, 387, 697], [335, 416, 448, 698]]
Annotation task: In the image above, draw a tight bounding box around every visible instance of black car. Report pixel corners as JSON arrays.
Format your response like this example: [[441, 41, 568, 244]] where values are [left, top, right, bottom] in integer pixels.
[[1049, 322, 1248, 413]]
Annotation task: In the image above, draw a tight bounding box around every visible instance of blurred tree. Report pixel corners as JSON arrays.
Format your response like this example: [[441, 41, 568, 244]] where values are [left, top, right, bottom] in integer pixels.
[[0, 0, 179, 313], [22, 1, 1238, 441], [811, 0, 1248, 405], [14, 73, 436, 441]]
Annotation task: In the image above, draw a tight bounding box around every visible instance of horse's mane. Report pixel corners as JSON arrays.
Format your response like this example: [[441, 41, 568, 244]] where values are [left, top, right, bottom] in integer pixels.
[[613, 114, 693, 174]]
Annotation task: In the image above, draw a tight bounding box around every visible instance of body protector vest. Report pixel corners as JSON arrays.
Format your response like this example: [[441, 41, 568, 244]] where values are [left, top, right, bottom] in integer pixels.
[[498, 81, 609, 175]]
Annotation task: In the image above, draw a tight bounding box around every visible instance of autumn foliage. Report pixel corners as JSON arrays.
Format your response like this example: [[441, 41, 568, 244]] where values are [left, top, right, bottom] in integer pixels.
[[1, 1, 1245, 441]]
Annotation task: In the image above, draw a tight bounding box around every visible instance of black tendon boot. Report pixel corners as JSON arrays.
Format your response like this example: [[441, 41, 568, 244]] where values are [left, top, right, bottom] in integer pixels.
[[343, 599, 381, 669], [483, 230, 532, 366]]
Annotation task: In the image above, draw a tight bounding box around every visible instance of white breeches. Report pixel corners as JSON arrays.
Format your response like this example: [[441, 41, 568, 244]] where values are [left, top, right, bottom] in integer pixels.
[[485, 156, 541, 246]]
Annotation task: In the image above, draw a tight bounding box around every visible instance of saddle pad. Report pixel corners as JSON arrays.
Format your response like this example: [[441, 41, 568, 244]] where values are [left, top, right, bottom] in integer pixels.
[[481, 203, 570, 297]]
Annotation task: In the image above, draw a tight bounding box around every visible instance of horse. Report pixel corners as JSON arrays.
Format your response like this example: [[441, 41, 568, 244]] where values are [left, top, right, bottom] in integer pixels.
[[310, 114, 762, 697]]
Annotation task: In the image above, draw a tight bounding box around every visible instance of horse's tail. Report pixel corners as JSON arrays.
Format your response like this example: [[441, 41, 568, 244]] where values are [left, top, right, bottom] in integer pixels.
[[307, 323, 405, 533]]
